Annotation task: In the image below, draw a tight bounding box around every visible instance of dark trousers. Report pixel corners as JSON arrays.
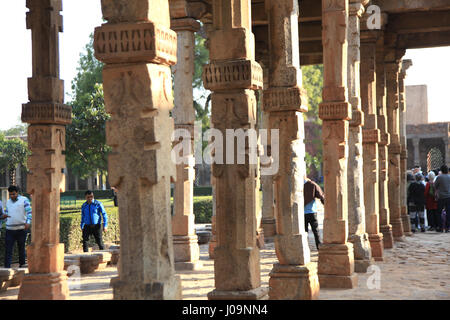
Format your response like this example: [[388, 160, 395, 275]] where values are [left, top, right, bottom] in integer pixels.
[[437, 198, 450, 230], [4, 229, 27, 268], [305, 213, 320, 249], [82, 224, 104, 252], [427, 209, 441, 229]]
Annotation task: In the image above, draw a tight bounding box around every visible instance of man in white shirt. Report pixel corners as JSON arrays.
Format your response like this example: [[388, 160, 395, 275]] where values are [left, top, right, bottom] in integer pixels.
[[0, 186, 32, 268]]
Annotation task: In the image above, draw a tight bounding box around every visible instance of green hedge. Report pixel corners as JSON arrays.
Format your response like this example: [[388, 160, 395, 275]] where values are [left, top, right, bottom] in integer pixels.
[[193, 197, 213, 223], [60, 207, 120, 253]]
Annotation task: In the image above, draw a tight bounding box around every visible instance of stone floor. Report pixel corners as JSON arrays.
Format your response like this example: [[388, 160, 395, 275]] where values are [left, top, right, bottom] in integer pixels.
[[0, 208, 449, 300]]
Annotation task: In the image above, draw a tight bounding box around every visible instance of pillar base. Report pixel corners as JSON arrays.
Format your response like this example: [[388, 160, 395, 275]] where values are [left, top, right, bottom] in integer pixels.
[[268, 263, 319, 300], [111, 275, 182, 300], [348, 233, 372, 265], [368, 233, 384, 261], [173, 235, 201, 269], [401, 211, 413, 236], [380, 224, 394, 249], [261, 218, 276, 238], [318, 243, 358, 289], [18, 272, 69, 300], [354, 259, 374, 273], [391, 217, 405, 240], [175, 261, 203, 271], [207, 287, 268, 300]]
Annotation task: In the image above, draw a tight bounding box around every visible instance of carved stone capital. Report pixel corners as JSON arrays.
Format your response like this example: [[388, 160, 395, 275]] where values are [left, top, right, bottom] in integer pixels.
[[262, 86, 307, 113], [22, 102, 72, 125], [203, 59, 263, 91], [379, 132, 390, 146], [171, 17, 200, 32], [319, 102, 352, 121], [349, 109, 364, 127], [94, 21, 177, 65], [362, 129, 380, 144]]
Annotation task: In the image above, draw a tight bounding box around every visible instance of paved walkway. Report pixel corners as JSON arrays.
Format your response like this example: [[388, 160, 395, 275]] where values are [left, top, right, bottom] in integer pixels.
[[0, 207, 449, 300]]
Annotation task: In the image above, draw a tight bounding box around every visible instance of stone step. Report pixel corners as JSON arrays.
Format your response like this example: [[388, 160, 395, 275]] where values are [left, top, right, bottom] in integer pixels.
[[0, 268, 15, 291], [64, 254, 82, 277], [78, 253, 101, 274], [92, 251, 113, 270], [9, 268, 27, 287]]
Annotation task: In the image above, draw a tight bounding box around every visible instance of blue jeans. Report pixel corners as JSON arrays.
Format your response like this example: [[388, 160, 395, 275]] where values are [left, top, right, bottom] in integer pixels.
[[4, 229, 28, 268]]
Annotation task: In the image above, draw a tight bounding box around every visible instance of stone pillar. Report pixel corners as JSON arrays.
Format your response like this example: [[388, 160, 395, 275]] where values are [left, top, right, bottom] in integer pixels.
[[94, 0, 181, 299], [399, 60, 413, 236], [318, 0, 357, 289], [385, 57, 405, 242], [375, 33, 394, 249], [203, 0, 267, 300], [360, 29, 384, 261], [412, 138, 420, 167], [346, 0, 373, 272], [208, 175, 217, 259], [19, 0, 71, 300], [171, 17, 202, 271], [264, 0, 319, 300]]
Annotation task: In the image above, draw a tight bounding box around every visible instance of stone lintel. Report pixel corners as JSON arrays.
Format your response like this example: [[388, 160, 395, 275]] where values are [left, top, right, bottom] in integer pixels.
[[262, 86, 307, 113], [349, 109, 364, 127], [318, 102, 352, 121], [94, 21, 177, 65], [203, 59, 263, 91], [22, 102, 72, 125], [171, 17, 200, 32], [362, 128, 381, 144]]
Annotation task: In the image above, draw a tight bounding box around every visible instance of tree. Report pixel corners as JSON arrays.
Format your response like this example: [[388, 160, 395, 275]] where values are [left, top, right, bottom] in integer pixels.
[[0, 135, 29, 185], [65, 34, 110, 180], [1, 123, 28, 137]]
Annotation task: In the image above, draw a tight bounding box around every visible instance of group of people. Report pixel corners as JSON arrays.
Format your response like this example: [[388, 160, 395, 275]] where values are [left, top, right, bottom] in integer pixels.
[[0, 187, 108, 268], [407, 164, 450, 233]]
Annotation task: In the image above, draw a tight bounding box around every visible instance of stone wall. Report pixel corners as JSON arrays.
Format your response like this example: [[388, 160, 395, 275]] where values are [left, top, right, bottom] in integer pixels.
[[405, 85, 428, 125]]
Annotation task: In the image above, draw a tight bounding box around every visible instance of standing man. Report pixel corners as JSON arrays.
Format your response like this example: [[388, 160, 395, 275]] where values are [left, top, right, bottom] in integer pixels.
[[435, 165, 450, 233], [1, 186, 32, 268], [304, 176, 325, 250], [81, 190, 108, 252]]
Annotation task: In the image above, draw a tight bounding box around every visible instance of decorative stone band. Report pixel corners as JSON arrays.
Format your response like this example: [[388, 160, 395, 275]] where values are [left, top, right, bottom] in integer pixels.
[[378, 132, 390, 146], [349, 109, 364, 127], [262, 86, 307, 113], [388, 143, 402, 155], [203, 59, 263, 91], [362, 129, 380, 144], [94, 22, 177, 65], [318, 102, 352, 121], [22, 102, 72, 125]]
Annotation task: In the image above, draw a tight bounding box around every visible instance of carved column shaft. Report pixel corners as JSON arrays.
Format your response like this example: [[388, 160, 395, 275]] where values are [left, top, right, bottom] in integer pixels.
[[19, 0, 71, 300], [375, 33, 394, 249], [170, 16, 202, 270], [204, 0, 267, 300], [318, 0, 358, 289], [346, 1, 374, 272], [399, 60, 413, 236], [360, 30, 383, 261], [385, 58, 405, 241], [264, 0, 319, 300], [94, 0, 181, 299]]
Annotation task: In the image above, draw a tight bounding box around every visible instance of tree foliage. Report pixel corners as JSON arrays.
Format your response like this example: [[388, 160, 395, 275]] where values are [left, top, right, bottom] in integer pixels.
[[65, 34, 110, 179], [0, 134, 29, 185], [302, 64, 323, 124], [1, 124, 28, 137]]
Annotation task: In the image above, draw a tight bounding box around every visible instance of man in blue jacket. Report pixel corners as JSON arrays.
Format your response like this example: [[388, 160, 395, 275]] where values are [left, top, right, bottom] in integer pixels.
[[81, 190, 108, 252]]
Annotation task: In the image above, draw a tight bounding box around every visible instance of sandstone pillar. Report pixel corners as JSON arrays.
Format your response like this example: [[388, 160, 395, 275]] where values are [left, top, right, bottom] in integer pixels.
[[318, 0, 357, 289], [264, 0, 319, 300], [385, 56, 405, 242], [171, 17, 202, 271], [360, 29, 384, 262], [399, 60, 413, 236], [203, 0, 267, 300], [346, 0, 373, 272], [19, 0, 71, 300], [375, 33, 394, 249], [208, 176, 217, 259], [94, 0, 181, 299], [412, 138, 420, 167]]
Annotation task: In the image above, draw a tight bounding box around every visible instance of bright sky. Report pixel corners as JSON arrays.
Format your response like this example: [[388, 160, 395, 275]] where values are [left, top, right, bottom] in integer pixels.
[[0, 1, 449, 130]]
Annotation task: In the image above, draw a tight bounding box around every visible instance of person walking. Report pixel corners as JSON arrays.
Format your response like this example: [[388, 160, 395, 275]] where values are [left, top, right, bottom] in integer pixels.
[[425, 171, 440, 231], [304, 176, 325, 250], [435, 164, 450, 233], [408, 173, 426, 232], [81, 190, 108, 252], [1, 186, 32, 268]]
